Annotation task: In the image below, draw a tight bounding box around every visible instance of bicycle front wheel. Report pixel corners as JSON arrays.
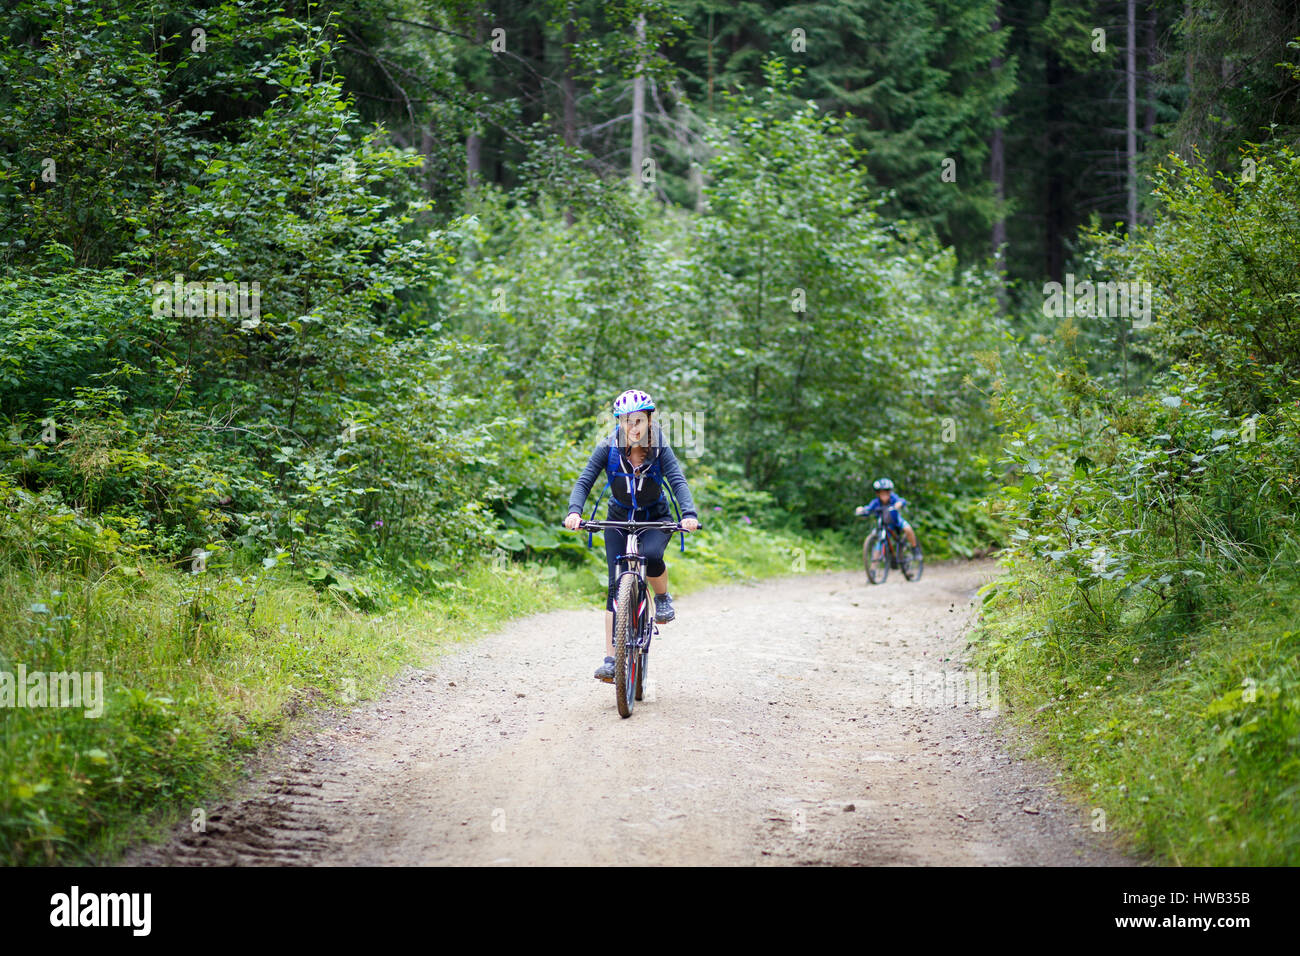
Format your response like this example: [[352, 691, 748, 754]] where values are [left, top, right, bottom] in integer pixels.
[[902, 540, 922, 581], [613, 575, 639, 717], [635, 639, 649, 701], [897, 534, 913, 579], [635, 597, 650, 702], [865, 532, 889, 584]]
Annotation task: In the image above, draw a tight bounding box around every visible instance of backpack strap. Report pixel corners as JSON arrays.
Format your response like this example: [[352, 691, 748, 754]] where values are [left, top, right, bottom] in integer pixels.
[[605, 432, 666, 512], [582, 440, 626, 549], [579, 441, 618, 550], [663, 476, 686, 553], [599, 430, 685, 551], [585, 472, 610, 550], [619, 435, 687, 553]]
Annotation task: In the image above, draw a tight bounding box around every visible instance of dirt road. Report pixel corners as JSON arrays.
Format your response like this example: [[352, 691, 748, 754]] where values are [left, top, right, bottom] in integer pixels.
[[131, 560, 1134, 866]]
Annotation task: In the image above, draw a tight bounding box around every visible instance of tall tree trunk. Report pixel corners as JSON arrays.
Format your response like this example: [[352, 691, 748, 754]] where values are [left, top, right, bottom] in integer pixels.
[[421, 124, 435, 197], [563, 14, 578, 225], [1144, 0, 1157, 141], [562, 19, 577, 149], [466, 132, 481, 191], [466, 11, 485, 192], [630, 14, 646, 188], [1045, 47, 1065, 282], [1126, 0, 1138, 232], [989, 4, 1006, 306], [707, 13, 717, 113]]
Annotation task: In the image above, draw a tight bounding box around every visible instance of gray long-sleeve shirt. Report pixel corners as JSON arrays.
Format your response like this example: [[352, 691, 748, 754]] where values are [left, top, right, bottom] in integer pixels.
[[567, 424, 698, 519]]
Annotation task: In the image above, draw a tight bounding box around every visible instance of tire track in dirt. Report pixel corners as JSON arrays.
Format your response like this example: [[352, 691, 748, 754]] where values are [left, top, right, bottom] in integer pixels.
[[129, 560, 1136, 866]]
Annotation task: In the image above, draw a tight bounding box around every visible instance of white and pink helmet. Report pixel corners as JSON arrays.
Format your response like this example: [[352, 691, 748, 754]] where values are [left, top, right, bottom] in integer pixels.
[[612, 388, 655, 418]]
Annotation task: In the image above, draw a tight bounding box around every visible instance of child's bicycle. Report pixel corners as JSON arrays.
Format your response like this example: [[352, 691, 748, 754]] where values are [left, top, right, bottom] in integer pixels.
[[858, 508, 922, 584], [573, 518, 693, 718]]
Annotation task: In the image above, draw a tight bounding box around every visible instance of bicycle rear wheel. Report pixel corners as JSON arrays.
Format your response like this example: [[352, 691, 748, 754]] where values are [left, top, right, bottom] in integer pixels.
[[613, 575, 638, 717], [864, 532, 889, 584]]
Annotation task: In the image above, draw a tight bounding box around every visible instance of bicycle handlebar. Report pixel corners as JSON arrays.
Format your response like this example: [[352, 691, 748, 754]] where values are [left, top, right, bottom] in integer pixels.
[[569, 519, 698, 532]]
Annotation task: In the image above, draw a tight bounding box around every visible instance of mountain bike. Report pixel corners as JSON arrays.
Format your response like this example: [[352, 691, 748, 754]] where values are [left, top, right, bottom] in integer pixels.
[[575, 518, 692, 718], [859, 507, 922, 584]]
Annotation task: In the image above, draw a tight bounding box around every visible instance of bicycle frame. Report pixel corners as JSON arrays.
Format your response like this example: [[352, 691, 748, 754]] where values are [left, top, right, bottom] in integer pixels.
[[871, 511, 905, 561]]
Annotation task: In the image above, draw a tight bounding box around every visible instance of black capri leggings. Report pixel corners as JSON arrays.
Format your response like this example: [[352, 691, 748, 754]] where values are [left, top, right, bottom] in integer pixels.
[[603, 524, 671, 612]]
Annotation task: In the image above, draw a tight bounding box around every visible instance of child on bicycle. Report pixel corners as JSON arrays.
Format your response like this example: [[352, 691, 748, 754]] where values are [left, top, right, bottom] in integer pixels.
[[855, 477, 922, 561], [564, 389, 699, 682]]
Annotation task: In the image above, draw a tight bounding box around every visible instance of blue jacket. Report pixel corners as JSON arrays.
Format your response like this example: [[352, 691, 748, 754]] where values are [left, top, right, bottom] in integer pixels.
[[868, 494, 909, 522], [567, 423, 698, 520], [864, 492, 908, 515]]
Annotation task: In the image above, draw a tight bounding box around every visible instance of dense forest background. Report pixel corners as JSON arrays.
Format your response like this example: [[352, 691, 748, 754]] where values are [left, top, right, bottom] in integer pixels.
[[2, 0, 1299, 864]]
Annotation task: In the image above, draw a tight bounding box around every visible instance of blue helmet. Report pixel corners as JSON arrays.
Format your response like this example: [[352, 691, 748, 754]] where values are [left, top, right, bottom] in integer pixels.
[[873, 477, 894, 491], [612, 388, 655, 418]]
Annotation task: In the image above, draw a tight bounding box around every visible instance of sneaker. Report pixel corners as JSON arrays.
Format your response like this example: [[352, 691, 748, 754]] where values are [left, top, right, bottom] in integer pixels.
[[594, 656, 615, 683], [655, 592, 675, 624]]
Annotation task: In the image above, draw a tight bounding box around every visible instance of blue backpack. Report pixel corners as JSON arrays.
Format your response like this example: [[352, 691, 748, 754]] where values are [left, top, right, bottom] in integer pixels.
[[585, 429, 686, 552]]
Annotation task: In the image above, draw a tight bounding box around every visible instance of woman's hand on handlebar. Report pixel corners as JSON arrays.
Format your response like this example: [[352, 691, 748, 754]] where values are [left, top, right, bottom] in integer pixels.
[[681, 516, 699, 532], [563, 512, 583, 531]]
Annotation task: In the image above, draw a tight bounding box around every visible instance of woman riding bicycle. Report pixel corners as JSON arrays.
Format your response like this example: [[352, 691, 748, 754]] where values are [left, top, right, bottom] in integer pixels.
[[564, 389, 699, 682]]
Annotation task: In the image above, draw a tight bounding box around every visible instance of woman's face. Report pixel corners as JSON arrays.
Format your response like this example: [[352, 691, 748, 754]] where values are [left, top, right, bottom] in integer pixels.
[[877, 489, 892, 503], [621, 411, 650, 446]]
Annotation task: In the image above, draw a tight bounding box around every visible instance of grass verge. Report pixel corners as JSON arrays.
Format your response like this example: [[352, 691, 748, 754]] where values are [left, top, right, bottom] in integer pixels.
[[971, 555, 1300, 865]]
